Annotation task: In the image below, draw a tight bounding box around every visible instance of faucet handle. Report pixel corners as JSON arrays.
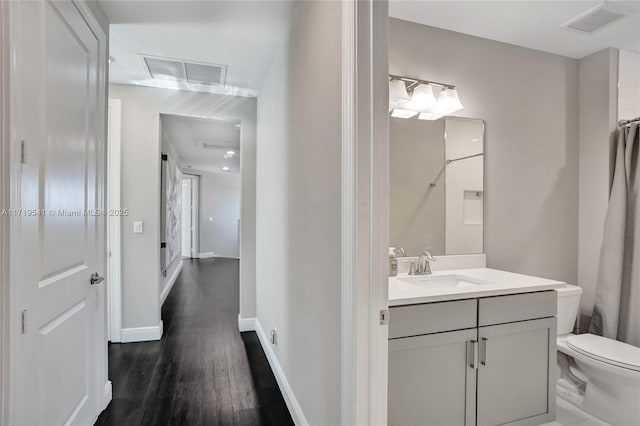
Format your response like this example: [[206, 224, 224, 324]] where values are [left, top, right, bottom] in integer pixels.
[[402, 260, 416, 275], [422, 251, 437, 261]]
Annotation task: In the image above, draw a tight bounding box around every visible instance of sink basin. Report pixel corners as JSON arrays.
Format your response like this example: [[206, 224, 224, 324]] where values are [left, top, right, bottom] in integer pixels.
[[398, 274, 490, 289]]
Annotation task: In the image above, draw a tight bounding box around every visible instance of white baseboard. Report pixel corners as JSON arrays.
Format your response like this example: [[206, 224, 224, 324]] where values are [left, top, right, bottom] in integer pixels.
[[121, 321, 163, 343], [161, 260, 183, 306], [198, 252, 215, 259], [255, 319, 308, 426], [103, 380, 112, 409], [238, 314, 256, 332]]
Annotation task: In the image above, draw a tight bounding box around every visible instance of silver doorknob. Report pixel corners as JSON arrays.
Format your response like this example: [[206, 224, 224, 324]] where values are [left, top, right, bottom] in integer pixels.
[[90, 272, 104, 285]]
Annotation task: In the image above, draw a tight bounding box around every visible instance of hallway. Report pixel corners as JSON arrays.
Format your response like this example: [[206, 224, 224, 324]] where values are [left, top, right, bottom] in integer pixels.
[[96, 259, 293, 426]]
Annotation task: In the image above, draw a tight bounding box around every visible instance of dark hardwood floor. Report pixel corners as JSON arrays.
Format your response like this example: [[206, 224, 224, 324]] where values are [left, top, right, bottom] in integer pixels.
[[96, 258, 293, 426]]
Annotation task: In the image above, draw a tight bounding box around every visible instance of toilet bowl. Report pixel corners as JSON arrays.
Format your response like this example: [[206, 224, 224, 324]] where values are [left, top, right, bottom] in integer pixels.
[[556, 285, 640, 426]]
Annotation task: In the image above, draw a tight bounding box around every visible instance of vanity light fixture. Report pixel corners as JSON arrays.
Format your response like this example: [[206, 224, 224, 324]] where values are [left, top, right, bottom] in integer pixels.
[[389, 74, 463, 119], [391, 109, 419, 119], [389, 79, 410, 109], [418, 112, 444, 121], [432, 88, 464, 115], [408, 84, 437, 112], [226, 150, 236, 155]]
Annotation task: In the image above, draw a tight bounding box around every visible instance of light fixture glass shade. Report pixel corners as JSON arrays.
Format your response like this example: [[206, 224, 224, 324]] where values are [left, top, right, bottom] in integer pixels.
[[391, 109, 419, 119], [389, 80, 410, 109], [408, 84, 437, 112], [433, 88, 464, 114], [418, 112, 444, 121]]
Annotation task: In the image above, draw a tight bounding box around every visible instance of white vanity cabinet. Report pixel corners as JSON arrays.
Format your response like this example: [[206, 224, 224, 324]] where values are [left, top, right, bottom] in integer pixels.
[[388, 291, 557, 426]]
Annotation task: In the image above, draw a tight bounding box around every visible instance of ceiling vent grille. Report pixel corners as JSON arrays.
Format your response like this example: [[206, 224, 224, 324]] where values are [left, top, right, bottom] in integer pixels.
[[143, 55, 227, 86], [562, 1, 638, 34]]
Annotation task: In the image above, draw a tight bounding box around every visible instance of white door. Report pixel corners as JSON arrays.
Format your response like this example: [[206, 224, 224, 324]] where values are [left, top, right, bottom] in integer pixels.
[[11, 1, 107, 425], [181, 179, 192, 257]]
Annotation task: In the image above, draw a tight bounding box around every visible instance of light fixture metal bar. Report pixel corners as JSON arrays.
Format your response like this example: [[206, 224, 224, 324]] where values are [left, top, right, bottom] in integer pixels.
[[389, 74, 455, 90], [446, 152, 483, 164]]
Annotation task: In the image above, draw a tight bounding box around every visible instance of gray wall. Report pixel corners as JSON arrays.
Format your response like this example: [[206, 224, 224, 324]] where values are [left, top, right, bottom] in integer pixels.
[[109, 84, 257, 329], [390, 19, 580, 284], [618, 50, 640, 121], [197, 171, 240, 259], [256, 1, 342, 424], [390, 117, 445, 256], [577, 49, 618, 317]]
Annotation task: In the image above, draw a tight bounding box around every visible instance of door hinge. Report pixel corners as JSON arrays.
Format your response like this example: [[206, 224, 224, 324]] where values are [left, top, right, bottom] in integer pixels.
[[21, 310, 27, 334], [379, 309, 390, 325], [20, 140, 26, 164]]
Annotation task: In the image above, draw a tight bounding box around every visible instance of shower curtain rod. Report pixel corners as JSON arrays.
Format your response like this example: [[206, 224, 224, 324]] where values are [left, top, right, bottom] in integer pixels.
[[619, 116, 640, 126]]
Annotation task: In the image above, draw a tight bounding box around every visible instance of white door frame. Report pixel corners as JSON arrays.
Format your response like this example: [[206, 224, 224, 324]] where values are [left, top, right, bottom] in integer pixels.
[[107, 98, 122, 342], [0, 1, 9, 422], [1, 1, 110, 421], [341, 1, 389, 425]]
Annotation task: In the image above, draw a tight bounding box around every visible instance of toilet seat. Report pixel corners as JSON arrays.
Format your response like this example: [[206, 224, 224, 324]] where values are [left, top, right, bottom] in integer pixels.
[[567, 334, 640, 372]]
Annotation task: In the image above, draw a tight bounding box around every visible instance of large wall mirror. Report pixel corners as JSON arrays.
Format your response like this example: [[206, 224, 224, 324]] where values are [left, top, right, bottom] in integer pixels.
[[390, 117, 485, 256]]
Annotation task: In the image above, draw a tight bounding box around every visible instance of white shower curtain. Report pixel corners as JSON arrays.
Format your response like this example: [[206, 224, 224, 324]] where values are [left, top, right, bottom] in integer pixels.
[[590, 122, 640, 347]]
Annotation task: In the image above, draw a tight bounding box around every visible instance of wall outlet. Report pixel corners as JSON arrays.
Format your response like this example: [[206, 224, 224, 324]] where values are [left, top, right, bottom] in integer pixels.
[[270, 328, 278, 345], [133, 221, 144, 233]]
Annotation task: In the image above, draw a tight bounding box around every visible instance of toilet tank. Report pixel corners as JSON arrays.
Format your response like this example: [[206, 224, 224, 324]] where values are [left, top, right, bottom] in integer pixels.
[[556, 284, 583, 335]]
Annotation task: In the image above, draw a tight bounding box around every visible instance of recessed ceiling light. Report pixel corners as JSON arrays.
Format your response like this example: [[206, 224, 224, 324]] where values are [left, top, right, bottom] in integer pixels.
[[226, 150, 236, 155], [222, 166, 230, 171]]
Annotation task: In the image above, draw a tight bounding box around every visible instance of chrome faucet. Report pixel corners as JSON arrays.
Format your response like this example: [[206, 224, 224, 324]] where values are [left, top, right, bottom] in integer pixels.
[[394, 247, 407, 258], [416, 251, 437, 275]]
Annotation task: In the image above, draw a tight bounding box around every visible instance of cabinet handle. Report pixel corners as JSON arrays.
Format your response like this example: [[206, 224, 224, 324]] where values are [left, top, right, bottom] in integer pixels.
[[480, 337, 488, 366], [467, 340, 478, 369]]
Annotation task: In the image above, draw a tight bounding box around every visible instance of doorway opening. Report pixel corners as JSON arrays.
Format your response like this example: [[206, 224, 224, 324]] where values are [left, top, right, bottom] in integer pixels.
[[160, 113, 242, 263]]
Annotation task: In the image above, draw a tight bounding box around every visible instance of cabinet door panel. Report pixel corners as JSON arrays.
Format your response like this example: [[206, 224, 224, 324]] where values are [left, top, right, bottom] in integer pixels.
[[388, 328, 477, 426], [477, 318, 556, 426]]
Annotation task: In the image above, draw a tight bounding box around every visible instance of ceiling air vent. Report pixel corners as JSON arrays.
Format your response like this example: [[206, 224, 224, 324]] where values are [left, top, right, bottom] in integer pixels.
[[562, 1, 638, 34], [142, 55, 227, 86]]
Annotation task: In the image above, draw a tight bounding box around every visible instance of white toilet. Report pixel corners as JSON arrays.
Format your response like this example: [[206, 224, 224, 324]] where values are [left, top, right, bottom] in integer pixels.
[[556, 285, 640, 426]]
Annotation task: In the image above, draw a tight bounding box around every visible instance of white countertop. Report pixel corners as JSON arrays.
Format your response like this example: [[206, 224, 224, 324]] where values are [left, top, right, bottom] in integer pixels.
[[389, 268, 566, 306]]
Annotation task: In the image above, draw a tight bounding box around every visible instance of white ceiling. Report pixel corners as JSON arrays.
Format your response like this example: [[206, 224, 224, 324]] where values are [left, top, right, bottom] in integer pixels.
[[389, 1, 640, 59], [100, 0, 294, 97], [161, 114, 241, 174]]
